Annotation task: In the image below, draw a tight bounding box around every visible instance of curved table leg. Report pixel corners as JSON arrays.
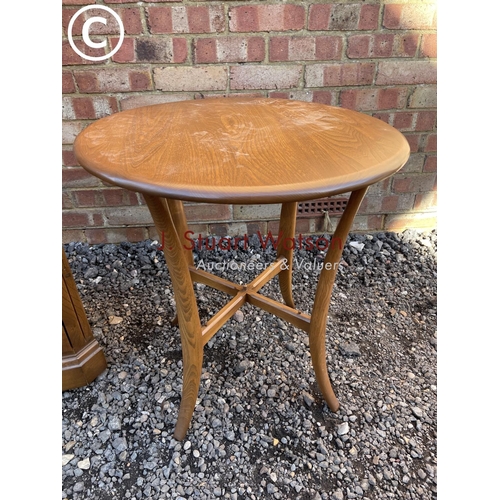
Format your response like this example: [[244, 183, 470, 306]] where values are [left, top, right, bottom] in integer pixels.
[[144, 195, 203, 440], [277, 202, 297, 308], [309, 187, 368, 412]]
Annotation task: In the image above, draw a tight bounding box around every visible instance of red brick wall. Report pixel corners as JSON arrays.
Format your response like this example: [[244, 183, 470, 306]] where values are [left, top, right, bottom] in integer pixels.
[[62, 1, 437, 244]]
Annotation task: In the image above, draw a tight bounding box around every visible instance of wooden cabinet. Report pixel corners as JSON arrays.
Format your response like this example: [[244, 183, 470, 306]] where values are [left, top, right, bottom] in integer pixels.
[[62, 248, 107, 391]]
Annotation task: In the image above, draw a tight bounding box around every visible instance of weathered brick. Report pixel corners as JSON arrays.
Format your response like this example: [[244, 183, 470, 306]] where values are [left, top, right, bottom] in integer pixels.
[[423, 155, 437, 173], [63, 149, 78, 167], [195, 37, 265, 63], [360, 193, 415, 214], [62, 40, 105, 65], [312, 90, 336, 105], [270, 36, 342, 62], [62, 229, 86, 244], [62, 168, 102, 188], [385, 213, 437, 232], [63, 71, 76, 93], [347, 33, 418, 59], [104, 206, 153, 226], [147, 5, 225, 34], [233, 204, 281, 221], [376, 61, 437, 85], [184, 204, 232, 222], [424, 134, 437, 152], [392, 173, 436, 193], [415, 111, 437, 132], [393, 112, 414, 131], [409, 86, 437, 108], [74, 67, 152, 92], [229, 4, 305, 32], [399, 153, 425, 173], [110, 37, 135, 63], [120, 93, 191, 110], [230, 65, 302, 90], [308, 3, 379, 31], [306, 63, 375, 87], [63, 96, 119, 120], [420, 34, 437, 58], [85, 227, 148, 245], [340, 88, 406, 111], [62, 211, 90, 227], [269, 90, 315, 103], [62, 121, 86, 145], [383, 4, 437, 30], [154, 66, 227, 91], [135, 37, 188, 63], [414, 192, 437, 212]]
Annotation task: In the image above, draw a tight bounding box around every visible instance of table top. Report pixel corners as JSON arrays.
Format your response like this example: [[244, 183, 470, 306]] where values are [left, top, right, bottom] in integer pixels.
[[74, 97, 410, 204]]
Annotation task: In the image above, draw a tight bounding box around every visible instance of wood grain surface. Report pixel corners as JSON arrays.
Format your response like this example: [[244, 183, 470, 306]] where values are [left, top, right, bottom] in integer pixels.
[[74, 97, 410, 203]]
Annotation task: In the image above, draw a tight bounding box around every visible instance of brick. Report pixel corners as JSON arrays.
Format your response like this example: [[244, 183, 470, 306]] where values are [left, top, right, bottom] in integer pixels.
[[184, 204, 231, 222], [308, 4, 331, 31], [62, 168, 102, 188], [62, 229, 86, 244], [360, 193, 414, 214], [404, 134, 421, 153], [420, 34, 437, 58], [385, 213, 437, 232], [195, 37, 265, 64], [63, 6, 142, 37], [409, 86, 437, 108], [62, 191, 74, 209], [63, 71, 76, 93], [233, 204, 281, 221], [358, 4, 380, 30], [62, 211, 90, 227], [63, 1, 96, 5], [383, 4, 437, 30], [135, 37, 188, 63], [424, 134, 437, 152], [415, 111, 437, 132], [62, 40, 105, 65], [340, 88, 406, 111], [376, 61, 437, 85], [229, 4, 305, 32], [74, 67, 152, 92], [154, 66, 227, 91], [347, 34, 418, 59], [120, 93, 190, 110], [399, 153, 425, 173], [104, 206, 153, 226], [147, 5, 225, 34], [110, 37, 135, 63], [393, 112, 414, 131], [230, 65, 302, 90], [308, 3, 379, 31], [270, 36, 342, 62], [312, 90, 336, 106], [85, 227, 148, 245], [62, 121, 86, 145], [414, 192, 437, 212], [63, 96, 119, 120], [269, 90, 316, 103], [423, 155, 437, 173], [306, 63, 375, 87], [392, 173, 436, 193], [63, 149, 78, 167]]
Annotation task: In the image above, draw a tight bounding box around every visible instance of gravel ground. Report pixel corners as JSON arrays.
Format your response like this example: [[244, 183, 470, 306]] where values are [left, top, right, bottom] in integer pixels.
[[62, 229, 437, 500]]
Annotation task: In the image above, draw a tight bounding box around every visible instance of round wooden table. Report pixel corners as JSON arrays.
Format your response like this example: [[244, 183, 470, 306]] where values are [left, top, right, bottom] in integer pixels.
[[74, 97, 410, 440]]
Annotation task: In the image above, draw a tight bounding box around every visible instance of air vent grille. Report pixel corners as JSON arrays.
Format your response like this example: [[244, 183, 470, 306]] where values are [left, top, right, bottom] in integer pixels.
[[297, 198, 348, 218]]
